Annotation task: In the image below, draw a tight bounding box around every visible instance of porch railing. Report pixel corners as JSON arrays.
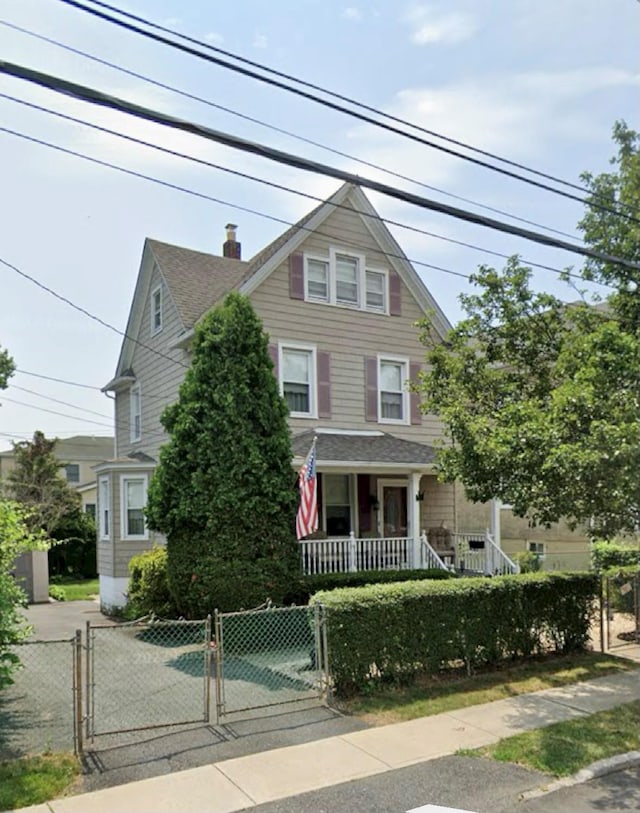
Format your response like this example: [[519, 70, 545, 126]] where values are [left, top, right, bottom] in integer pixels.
[[419, 531, 449, 571], [300, 533, 418, 575], [453, 531, 520, 575]]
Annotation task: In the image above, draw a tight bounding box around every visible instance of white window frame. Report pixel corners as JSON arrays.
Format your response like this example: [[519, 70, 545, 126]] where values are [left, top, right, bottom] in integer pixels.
[[130, 384, 141, 443], [527, 541, 546, 559], [365, 267, 389, 313], [99, 476, 110, 540], [321, 473, 356, 537], [302, 249, 389, 315], [151, 285, 163, 334], [120, 474, 149, 541], [377, 355, 410, 425], [304, 255, 330, 302], [278, 342, 317, 419]]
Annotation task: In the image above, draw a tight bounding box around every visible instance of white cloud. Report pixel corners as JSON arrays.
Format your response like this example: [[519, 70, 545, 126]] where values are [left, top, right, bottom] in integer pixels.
[[252, 32, 268, 49], [205, 31, 224, 45], [342, 7, 363, 22], [405, 5, 476, 45]]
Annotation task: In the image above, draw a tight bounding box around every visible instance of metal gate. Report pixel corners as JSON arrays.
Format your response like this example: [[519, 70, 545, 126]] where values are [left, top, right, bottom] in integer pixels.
[[602, 572, 640, 651], [85, 617, 211, 740], [213, 604, 327, 719]]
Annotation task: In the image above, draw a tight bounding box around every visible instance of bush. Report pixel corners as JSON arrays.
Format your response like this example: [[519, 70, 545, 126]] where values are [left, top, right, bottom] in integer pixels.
[[48, 584, 66, 602], [128, 547, 177, 618], [311, 572, 598, 695], [513, 551, 542, 573], [284, 568, 454, 605], [591, 540, 640, 572], [603, 564, 640, 614]]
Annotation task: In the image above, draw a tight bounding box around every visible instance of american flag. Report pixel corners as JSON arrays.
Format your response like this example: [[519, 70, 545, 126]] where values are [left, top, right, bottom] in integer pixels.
[[296, 440, 318, 540]]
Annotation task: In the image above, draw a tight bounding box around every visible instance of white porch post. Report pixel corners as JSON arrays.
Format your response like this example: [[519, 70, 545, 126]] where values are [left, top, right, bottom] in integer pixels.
[[410, 472, 422, 569], [490, 499, 502, 548]]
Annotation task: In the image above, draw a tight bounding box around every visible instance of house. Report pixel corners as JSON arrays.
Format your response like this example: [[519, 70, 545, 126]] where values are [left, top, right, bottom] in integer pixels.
[[0, 434, 114, 602], [97, 183, 517, 609]]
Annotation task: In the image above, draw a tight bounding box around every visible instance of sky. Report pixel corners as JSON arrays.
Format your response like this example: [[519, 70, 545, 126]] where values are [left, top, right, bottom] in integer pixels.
[[0, 0, 638, 449]]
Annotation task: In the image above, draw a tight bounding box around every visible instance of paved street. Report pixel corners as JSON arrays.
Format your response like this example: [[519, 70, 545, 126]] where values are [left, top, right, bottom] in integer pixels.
[[243, 758, 640, 813]]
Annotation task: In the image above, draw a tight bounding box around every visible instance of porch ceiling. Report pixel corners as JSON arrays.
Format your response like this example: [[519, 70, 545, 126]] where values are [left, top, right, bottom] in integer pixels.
[[292, 430, 436, 468]]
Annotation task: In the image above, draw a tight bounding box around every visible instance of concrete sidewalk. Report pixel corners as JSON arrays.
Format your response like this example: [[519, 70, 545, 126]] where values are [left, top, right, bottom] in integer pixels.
[[11, 671, 639, 813]]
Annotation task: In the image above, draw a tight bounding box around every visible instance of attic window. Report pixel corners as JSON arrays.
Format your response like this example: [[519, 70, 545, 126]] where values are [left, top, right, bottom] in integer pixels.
[[299, 249, 390, 314], [151, 286, 163, 334]]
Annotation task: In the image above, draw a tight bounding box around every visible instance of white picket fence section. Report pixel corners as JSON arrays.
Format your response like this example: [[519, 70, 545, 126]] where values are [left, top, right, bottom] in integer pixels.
[[299, 530, 519, 576]]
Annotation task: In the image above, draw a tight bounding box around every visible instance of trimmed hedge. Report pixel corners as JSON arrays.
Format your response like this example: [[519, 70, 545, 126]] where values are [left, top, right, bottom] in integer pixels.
[[128, 546, 177, 618], [284, 568, 453, 605], [311, 572, 598, 695], [591, 540, 640, 572]]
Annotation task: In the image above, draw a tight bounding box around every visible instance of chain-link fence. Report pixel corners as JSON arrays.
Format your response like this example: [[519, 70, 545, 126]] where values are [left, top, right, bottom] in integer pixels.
[[214, 605, 326, 718], [86, 617, 211, 739], [602, 573, 640, 651], [0, 637, 79, 759]]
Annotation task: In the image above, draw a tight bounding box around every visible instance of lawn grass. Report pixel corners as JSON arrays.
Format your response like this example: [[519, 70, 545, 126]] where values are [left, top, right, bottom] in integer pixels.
[[338, 652, 637, 725], [462, 701, 640, 776], [0, 753, 80, 810], [50, 578, 99, 601]]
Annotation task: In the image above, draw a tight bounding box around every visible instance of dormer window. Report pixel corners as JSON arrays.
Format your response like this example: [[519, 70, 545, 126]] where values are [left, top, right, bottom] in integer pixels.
[[151, 286, 163, 334]]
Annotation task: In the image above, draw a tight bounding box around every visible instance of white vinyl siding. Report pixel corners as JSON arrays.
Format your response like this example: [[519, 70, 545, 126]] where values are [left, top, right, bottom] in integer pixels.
[[130, 384, 141, 443], [120, 475, 148, 540], [279, 343, 317, 418], [378, 356, 409, 424], [151, 285, 163, 334], [99, 476, 110, 540]]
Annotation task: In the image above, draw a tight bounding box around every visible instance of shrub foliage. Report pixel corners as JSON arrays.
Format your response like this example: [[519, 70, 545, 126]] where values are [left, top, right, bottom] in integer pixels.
[[591, 540, 640, 572], [311, 572, 598, 695], [128, 547, 177, 618]]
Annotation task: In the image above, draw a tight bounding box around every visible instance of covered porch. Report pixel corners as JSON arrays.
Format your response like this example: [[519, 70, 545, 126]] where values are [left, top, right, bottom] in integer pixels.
[[292, 429, 518, 577]]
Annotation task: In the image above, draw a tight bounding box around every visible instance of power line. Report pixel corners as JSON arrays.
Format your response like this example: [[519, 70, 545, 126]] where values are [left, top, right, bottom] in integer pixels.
[[15, 368, 102, 390], [55, 0, 601, 200], [2, 396, 113, 428], [0, 94, 595, 284], [4, 123, 609, 293], [0, 19, 580, 242], [2, 60, 638, 272], [10, 384, 113, 419]]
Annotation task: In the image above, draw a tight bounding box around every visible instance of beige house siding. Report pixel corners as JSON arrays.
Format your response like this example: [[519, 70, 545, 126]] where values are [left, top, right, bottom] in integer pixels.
[[421, 476, 455, 532], [250, 203, 441, 441], [116, 260, 186, 462]]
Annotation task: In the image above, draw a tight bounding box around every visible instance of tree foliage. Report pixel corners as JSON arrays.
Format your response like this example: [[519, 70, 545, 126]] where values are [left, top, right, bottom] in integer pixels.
[[0, 344, 15, 393], [146, 292, 300, 615], [0, 500, 47, 689], [418, 123, 640, 538]]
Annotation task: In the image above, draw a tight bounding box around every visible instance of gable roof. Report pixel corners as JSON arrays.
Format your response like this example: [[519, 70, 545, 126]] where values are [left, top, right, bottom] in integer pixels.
[[146, 239, 249, 328], [110, 182, 453, 381]]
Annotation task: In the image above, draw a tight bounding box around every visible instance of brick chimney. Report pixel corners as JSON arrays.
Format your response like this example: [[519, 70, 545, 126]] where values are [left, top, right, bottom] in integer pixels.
[[222, 223, 241, 259]]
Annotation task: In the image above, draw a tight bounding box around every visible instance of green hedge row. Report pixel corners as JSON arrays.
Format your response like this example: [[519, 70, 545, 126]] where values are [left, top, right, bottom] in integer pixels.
[[283, 568, 453, 605], [311, 572, 598, 695], [591, 540, 640, 572]]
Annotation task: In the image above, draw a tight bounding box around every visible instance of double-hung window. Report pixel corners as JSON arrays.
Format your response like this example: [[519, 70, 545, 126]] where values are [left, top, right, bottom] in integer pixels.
[[305, 258, 329, 301], [279, 344, 316, 418], [130, 385, 141, 443], [378, 357, 409, 423], [65, 463, 80, 484], [335, 254, 359, 306], [151, 285, 163, 334], [99, 476, 110, 540], [120, 475, 148, 539], [366, 270, 386, 311]]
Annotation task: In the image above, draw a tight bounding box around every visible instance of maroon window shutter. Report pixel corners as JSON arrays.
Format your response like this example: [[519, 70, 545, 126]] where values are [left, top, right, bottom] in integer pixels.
[[317, 351, 331, 418], [365, 357, 378, 422], [410, 361, 422, 425], [268, 343, 279, 378], [389, 271, 402, 316], [289, 253, 304, 300]]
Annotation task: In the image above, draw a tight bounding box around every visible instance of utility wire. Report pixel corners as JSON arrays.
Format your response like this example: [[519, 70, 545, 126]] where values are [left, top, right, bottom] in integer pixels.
[[3, 123, 607, 291], [0, 19, 579, 242], [0, 93, 593, 282], [2, 60, 638, 271], [0, 253, 190, 371], [53, 0, 640, 222], [55, 0, 598, 198], [2, 396, 113, 428], [10, 384, 113, 419], [15, 368, 102, 390]]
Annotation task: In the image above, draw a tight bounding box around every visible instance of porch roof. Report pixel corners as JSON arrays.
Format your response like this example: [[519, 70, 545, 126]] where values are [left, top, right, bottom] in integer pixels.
[[292, 430, 436, 468]]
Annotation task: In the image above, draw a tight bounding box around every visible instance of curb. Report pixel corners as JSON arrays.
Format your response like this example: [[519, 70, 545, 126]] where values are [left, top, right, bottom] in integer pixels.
[[521, 751, 640, 800]]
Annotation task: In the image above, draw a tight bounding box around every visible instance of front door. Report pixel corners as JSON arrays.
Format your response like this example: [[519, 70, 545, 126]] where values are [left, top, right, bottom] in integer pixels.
[[378, 480, 408, 537]]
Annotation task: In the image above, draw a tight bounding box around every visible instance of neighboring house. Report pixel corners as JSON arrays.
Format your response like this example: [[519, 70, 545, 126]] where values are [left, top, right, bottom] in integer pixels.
[[97, 183, 516, 609], [0, 434, 114, 602]]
